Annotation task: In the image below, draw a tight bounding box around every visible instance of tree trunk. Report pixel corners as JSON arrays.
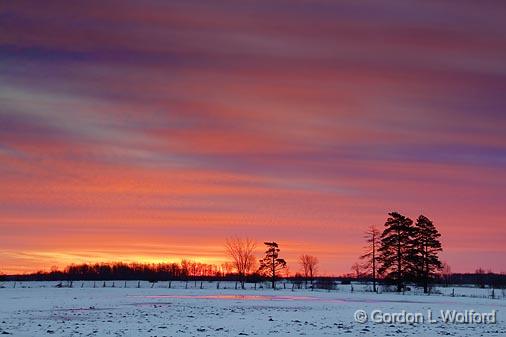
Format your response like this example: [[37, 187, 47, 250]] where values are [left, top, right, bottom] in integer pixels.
[[372, 235, 377, 293], [271, 253, 276, 289], [397, 234, 402, 292], [423, 244, 429, 293]]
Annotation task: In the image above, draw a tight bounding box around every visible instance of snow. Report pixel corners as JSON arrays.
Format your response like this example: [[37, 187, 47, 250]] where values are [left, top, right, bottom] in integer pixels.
[[0, 281, 504, 336]]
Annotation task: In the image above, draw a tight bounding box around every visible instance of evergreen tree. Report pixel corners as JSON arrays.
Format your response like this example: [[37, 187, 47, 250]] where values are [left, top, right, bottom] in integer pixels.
[[258, 242, 287, 289], [378, 212, 415, 292], [412, 215, 443, 293]]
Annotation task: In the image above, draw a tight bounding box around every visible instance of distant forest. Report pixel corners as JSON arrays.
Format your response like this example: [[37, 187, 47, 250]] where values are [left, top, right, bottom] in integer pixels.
[[2, 261, 506, 289]]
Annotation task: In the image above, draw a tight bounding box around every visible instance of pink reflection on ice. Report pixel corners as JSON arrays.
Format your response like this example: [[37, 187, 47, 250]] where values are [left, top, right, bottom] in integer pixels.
[[134, 294, 335, 302], [128, 294, 478, 306]]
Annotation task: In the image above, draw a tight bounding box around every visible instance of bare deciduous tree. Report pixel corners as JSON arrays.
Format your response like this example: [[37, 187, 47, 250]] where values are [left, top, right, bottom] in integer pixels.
[[220, 262, 234, 276], [351, 262, 362, 279], [441, 261, 451, 287], [360, 225, 381, 292], [299, 254, 319, 289], [225, 237, 257, 289]]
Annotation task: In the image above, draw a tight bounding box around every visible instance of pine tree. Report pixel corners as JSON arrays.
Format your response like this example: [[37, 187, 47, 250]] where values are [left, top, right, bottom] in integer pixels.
[[412, 215, 443, 293], [378, 212, 416, 292], [258, 242, 287, 289], [360, 225, 381, 292]]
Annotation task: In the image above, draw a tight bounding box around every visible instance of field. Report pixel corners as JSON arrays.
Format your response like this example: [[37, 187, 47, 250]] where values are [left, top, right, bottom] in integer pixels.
[[0, 281, 504, 336]]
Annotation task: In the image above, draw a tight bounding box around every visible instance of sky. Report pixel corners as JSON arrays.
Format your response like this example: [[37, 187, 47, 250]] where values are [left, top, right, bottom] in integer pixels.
[[1, 0, 505, 275]]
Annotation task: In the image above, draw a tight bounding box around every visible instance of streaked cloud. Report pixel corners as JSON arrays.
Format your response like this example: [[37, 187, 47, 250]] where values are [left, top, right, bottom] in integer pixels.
[[1, 0, 505, 274]]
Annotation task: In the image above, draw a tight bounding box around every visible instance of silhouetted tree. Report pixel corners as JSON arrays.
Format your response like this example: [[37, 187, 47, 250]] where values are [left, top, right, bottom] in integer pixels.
[[475, 267, 487, 288], [180, 259, 190, 278], [441, 261, 451, 287], [292, 273, 304, 289], [258, 242, 286, 289], [225, 237, 257, 289], [299, 254, 318, 288], [189, 261, 199, 287], [360, 225, 381, 292], [378, 212, 416, 292], [412, 215, 443, 293], [351, 262, 363, 279]]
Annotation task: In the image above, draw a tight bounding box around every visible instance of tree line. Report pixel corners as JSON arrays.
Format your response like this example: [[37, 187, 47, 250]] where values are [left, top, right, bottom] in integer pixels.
[[355, 212, 443, 293], [1, 240, 318, 290], [3, 212, 505, 290]]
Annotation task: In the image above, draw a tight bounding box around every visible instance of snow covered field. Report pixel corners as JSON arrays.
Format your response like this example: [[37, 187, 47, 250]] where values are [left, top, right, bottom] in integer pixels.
[[0, 281, 504, 336]]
